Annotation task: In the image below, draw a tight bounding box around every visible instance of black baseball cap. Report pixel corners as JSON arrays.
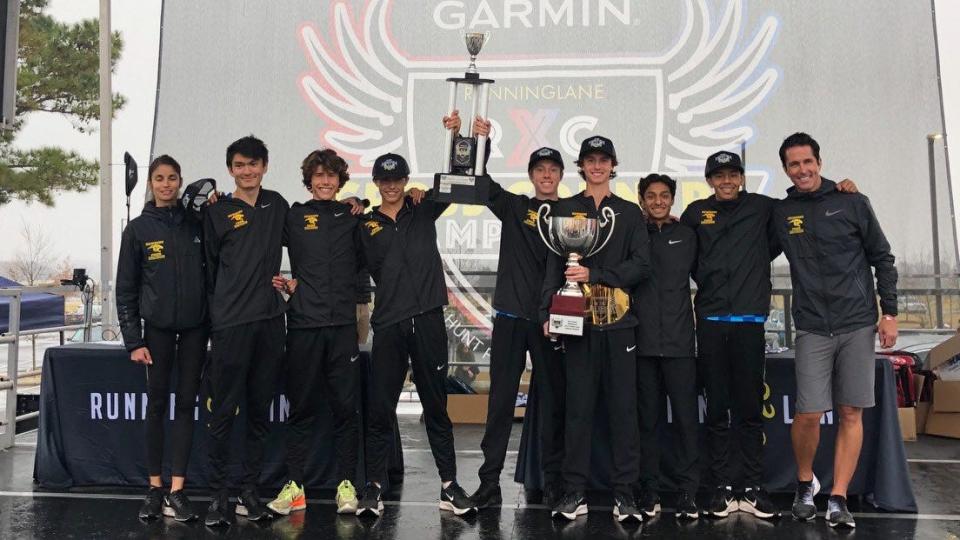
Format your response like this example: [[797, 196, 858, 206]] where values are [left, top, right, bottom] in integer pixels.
[[527, 147, 564, 171], [372, 153, 410, 180], [577, 135, 617, 163], [704, 150, 744, 177]]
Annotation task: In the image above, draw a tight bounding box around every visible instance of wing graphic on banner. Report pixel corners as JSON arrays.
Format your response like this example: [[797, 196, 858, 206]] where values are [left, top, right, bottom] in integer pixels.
[[298, 0, 406, 166], [662, 0, 779, 173]]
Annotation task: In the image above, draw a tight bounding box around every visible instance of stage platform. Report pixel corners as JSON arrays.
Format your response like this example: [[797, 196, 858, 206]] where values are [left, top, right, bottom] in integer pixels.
[[2, 417, 959, 539]]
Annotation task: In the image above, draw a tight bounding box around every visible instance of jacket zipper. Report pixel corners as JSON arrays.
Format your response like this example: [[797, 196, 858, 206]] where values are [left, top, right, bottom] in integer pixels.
[[170, 213, 181, 328], [810, 200, 834, 336]]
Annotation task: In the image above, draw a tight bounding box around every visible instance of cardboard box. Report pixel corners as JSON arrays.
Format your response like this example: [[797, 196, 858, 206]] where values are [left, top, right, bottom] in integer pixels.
[[897, 407, 917, 441], [923, 334, 960, 438], [916, 402, 930, 434], [925, 408, 960, 438], [933, 380, 960, 412], [447, 394, 489, 424]]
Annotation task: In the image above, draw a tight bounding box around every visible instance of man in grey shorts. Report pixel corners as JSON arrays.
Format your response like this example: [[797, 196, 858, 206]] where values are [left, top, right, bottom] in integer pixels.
[[772, 133, 898, 529]]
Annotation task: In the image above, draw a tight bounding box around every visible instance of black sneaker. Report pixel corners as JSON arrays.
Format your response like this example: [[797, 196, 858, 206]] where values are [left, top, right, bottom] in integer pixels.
[[612, 493, 643, 523], [236, 488, 273, 521], [638, 490, 660, 518], [739, 486, 781, 519], [440, 482, 477, 516], [204, 491, 231, 527], [792, 475, 820, 521], [826, 495, 855, 529], [163, 489, 198, 522], [706, 486, 737, 518], [542, 482, 564, 508], [138, 486, 164, 520], [357, 483, 384, 518], [469, 481, 502, 509], [676, 490, 699, 520], [551, 491, 587, 521]]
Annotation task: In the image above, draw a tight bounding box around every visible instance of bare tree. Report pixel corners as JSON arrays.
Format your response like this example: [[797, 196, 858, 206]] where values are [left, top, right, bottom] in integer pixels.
[[49, 256, 74, 283], [6, 220, 55, 286]]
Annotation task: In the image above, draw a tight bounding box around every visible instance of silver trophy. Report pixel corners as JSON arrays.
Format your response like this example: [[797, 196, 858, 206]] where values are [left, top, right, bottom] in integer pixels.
[[464, 31, 490, 75], [537, 204, 620, 335], [433, 31, 495, 203]]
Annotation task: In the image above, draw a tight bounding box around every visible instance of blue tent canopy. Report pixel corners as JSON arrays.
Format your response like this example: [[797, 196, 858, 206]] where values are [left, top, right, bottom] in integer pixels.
[[0, 276, 65, 334]]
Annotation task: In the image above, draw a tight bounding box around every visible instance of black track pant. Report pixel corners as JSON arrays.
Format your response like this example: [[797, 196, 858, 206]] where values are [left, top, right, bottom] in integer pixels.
[[478, 315, 565, 486], [696, 319, 765, 488], [562, 327, 639, 498], [636, 356, 699, 494], [143, 324, 208, 477], [284, 325, 360, 486], [206, 316, 285, 491], [366, 310, 455, 484]]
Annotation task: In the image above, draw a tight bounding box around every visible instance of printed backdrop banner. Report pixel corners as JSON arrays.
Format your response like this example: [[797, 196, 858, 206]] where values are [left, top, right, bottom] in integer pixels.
[[153, 0, 950, 354]]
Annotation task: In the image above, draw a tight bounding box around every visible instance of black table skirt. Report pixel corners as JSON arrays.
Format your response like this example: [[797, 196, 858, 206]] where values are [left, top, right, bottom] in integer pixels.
[[34, 343, 403, 490], [514, 354, 917, 513]]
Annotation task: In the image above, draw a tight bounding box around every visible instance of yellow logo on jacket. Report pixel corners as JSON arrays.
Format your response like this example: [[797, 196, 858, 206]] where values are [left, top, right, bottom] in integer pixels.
[[145, 240, 165, 261], [788, 215, 805, 235], [227, 209, 248, 229], [523, 209, 538, 228], [701, 210, 717, 225], [364, 220, 382, 236], [303, 214, 319, 230], [571, 212, 588, 220]]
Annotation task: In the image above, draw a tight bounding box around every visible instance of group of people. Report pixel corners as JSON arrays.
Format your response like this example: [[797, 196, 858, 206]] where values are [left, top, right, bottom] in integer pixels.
[[116, 112, 898, 530]]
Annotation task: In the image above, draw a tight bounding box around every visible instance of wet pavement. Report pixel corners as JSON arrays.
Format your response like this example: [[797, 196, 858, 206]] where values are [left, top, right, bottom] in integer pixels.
[[1, 417, 959, 539]]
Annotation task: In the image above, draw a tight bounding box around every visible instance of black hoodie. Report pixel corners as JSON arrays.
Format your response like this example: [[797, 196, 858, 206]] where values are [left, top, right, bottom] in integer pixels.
[[116, 202, 207, 351], [203, 189, 289, 331], [773, 178, 898, 335]]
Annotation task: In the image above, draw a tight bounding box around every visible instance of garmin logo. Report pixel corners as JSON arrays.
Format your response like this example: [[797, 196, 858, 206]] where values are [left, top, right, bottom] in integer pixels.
[[433, 0, 632, 30]]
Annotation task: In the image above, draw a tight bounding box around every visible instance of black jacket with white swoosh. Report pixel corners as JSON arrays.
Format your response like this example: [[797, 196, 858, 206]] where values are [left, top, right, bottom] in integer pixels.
[[633, 220, 697, 358], [284, 199, 365, 329], [772, 178, 898, 336], [203, 189, 289, 331], [116, 202, 207, 351]]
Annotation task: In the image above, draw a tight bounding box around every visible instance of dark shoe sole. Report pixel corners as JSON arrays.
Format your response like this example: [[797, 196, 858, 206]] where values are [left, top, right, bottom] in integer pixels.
[[472, 496, 502, 510], [205, 517, 229, 527]]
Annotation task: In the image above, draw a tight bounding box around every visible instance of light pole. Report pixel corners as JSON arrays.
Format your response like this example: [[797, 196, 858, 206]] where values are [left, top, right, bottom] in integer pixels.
[[929, 133, 944, 328], [99, 0, 114, 334]]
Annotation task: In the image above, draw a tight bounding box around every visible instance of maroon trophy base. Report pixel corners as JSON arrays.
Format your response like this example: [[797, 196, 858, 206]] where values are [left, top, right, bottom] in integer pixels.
[[548, 294, 587, 336]]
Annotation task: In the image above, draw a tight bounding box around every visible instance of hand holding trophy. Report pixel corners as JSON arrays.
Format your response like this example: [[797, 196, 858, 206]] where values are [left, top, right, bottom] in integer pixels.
[[433, 31, 495, 204], [537, 204, 624, 336]]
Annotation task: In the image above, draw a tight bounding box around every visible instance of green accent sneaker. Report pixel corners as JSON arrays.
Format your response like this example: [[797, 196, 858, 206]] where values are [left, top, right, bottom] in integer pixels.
[[267, 480, 306, 516], [336, 480, 359, 514]]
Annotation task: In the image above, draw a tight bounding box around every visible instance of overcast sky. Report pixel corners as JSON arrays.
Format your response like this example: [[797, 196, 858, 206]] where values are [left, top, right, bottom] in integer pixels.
[[1, 0, 959, 285]]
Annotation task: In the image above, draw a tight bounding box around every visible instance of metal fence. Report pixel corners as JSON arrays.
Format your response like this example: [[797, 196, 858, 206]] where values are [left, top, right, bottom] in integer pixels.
[[0, 284, 91, 449]]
